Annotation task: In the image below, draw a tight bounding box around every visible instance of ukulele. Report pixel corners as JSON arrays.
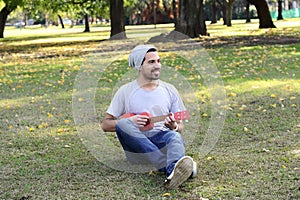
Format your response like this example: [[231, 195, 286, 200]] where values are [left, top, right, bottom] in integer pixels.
[[120, 111, 189, 131]]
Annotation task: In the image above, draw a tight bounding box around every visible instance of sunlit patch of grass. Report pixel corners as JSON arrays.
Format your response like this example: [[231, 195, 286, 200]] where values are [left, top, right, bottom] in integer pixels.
[[207, 18, 300, 37]]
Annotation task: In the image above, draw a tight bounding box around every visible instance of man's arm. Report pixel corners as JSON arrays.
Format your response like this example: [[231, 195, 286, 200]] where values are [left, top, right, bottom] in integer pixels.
[[101, 113, 117, 132], [101, 113, 150, 132]]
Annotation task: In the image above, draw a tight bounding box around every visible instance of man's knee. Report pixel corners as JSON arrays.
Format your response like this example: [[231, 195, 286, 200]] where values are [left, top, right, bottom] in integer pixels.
[[116, 118, 142, 138], [165, 131, 184, 144]]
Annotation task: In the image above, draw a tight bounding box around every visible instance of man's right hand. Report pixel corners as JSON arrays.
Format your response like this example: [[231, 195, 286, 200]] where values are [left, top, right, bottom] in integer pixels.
[[129, 115, 149, 128]]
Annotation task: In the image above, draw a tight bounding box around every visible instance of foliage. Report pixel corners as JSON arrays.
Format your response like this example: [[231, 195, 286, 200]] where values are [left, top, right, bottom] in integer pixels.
[[1, 0, 24, 10]]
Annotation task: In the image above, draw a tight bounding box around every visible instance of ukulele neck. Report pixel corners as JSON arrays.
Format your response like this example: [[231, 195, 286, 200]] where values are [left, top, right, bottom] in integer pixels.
[[149, 114, 170, 124]]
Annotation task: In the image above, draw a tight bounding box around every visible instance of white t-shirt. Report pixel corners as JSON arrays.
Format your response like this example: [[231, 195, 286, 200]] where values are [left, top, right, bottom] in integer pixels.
[[107, 80, 187, 132]]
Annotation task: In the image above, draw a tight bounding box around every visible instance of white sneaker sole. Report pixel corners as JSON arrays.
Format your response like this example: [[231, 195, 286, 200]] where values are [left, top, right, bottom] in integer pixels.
[[164, 156, 194, 189]]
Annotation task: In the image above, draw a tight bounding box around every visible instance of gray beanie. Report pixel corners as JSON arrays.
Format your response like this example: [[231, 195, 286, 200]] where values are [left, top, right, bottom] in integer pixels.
[[128, 45, 157, 70]]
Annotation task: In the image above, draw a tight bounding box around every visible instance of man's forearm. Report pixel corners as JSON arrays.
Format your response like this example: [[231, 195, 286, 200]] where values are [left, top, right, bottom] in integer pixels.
[[101, 118, 117, 132]]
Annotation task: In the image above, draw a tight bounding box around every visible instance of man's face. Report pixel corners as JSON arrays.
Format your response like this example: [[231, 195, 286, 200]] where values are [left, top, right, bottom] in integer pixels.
[[140, 51, 161, 81]]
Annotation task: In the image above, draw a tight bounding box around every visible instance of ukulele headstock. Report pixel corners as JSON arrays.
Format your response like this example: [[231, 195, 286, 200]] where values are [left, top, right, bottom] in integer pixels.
[[174, 110, 189, 120]]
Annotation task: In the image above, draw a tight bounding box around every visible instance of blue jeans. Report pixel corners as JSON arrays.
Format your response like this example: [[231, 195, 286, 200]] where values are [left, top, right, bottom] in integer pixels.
[[116, 118, 185, 176]]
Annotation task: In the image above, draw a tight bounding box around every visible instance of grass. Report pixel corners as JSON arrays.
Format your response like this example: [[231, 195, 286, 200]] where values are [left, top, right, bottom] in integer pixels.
[[1, 19, 300, 199]]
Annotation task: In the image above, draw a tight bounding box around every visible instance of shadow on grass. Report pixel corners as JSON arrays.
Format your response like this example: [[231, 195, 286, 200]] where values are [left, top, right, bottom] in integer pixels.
[[199, 34, 300, 48]]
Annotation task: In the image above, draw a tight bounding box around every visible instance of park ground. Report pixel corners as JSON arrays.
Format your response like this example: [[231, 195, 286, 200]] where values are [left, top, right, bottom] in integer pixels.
[[0, 19, 300, 199]]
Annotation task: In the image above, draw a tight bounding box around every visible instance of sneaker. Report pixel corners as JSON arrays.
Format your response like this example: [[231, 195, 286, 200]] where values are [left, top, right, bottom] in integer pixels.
[[190, 160, 197, 178], [164, 156, 194, 189]]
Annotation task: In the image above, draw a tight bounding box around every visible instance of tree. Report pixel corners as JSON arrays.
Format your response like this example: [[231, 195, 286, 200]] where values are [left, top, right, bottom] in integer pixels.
[[247, 0, 276, 28], [175, 0, 207, 38], [211, 0, 217, 24], [110, 0, 126, 39], [216, 0, 227, 25], [0, 0, 24, 38], [245, 1, 251, 23], [277, 0, 283, 20], [226, 0, 235, 26], [215, 0, 234, 26], [172, 0, 177, 26]]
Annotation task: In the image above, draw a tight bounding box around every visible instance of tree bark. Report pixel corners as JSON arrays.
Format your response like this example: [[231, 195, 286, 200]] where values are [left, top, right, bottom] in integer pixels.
[[110, 0, 126, 39], [0, 6, 13, 38], [247, 0, 276, 28], [227, 0, 234, 27], [172, 0, 177, 26], [245, 1, 251, 23], [211, 0, 217, 24], [217, 0, 227, 25], [44, 13, 49, 28], [175, 0, 206, 38], [277, 0, 284, 20], [58, 14, 65, 29], [83, 13, 90, 32]]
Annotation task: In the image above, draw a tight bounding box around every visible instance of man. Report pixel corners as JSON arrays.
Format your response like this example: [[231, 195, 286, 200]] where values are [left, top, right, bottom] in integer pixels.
[[101, 44, 197, 189]]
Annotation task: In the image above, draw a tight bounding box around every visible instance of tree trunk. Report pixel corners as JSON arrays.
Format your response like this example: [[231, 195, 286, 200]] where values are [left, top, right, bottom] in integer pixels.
[[0, 6, 12, 38], [227, 1, 234, 27], [153, 0, 156, 28], [277, 0, 284, 20], [70, 20, 74, 28], [247, 0, 276, 28], [110, 0, 126, 39], [45, 13, 48, 28], [211, 0, 217, 24], [245, 1, 251, 23], [175, 0, 206, 38], [83, 13, 90, 32], [58, 14, 65, 29], [198, 0, 207, 36], [172, 0, 177, 26], [217, 0, 227, 25]]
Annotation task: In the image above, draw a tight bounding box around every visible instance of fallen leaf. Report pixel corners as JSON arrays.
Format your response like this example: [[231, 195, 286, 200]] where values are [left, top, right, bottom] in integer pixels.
[[78, 97, 84, 102], [57, 128, 64, 133], [148, 170, 155, 175], [228, 92, 237, 97], [162, 193, 171, 197], [206, 156, 213, 160]]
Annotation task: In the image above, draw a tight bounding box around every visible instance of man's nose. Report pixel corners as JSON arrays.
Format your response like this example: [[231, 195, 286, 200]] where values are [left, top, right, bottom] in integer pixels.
[[154, 61, 161, 68]]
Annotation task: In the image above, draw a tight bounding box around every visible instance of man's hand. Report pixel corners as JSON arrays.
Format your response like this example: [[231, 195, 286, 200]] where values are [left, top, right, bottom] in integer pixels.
[[164, 112, 178, 131], [129, 115, 149, 128]]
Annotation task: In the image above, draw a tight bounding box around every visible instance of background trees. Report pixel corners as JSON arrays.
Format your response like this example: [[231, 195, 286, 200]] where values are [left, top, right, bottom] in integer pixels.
[[1, 0, 282, 39]]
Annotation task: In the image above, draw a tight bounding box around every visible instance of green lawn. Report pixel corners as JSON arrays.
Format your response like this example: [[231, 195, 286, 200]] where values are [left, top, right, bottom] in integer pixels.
[[1, 19, 300, 199]]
